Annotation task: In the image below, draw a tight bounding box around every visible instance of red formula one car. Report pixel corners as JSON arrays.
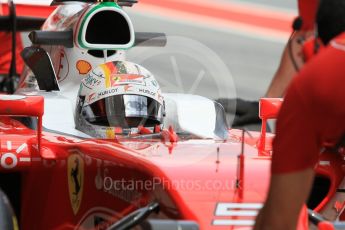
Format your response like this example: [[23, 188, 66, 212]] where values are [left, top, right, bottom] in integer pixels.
[[0, 1, 344, 230]]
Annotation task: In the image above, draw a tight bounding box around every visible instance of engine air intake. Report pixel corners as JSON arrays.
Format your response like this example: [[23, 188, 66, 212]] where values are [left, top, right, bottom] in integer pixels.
[[85, 11, 131, 45]]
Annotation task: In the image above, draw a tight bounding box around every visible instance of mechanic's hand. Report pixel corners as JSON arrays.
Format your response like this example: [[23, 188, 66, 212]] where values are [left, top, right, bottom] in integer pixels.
[[216, 98, 260, 126]]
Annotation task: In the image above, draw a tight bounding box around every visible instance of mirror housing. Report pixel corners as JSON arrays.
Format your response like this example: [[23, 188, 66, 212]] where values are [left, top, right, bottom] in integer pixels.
[[0, 95, 44, 157], [258, 98, 283, 156]]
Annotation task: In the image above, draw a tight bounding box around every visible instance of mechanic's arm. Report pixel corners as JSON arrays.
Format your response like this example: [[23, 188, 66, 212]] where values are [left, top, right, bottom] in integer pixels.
[[254, 169, 314, 230], [265, 31, 307, 98], [256, 76, 319, 229], [217, 42, 298, 125], [264, 45, 298, 98], [218, 31, 308, 126]]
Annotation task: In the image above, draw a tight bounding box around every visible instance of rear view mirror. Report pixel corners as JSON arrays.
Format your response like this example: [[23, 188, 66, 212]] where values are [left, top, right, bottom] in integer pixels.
[[258, 98, 283, 156], [0, 95, 44, 158], [259, 98, 283, 120]]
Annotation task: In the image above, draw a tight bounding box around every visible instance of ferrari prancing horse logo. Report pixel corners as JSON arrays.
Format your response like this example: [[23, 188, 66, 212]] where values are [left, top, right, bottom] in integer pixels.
[[68, 153, 84, 215]]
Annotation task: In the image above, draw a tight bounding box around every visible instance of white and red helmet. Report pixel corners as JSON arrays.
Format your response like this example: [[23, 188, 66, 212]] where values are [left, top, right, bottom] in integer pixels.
[[75, 61, 165, 138]]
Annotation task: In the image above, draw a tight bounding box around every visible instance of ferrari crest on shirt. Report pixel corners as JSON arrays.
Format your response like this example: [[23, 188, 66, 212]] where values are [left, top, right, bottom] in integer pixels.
[[67, 153, 84, 215], [76, 60, 92, 75]]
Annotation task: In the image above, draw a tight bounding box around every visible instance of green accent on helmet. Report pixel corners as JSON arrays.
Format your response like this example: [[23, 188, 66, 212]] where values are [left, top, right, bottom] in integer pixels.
[[77, 2, 133, 50], [116, 62, 128, 74]]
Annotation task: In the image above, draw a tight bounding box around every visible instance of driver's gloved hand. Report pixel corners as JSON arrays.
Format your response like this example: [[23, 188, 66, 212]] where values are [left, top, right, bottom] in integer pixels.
[[216, 98, 260, 126]]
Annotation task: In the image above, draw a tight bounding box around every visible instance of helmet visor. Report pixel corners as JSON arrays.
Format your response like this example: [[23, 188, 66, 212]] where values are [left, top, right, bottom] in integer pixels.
[[81, 95, 163, 128]]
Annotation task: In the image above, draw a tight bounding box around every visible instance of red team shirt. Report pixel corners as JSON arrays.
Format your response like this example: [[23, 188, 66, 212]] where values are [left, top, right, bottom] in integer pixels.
[[0, 32, 24, 74], [272, 32, 345, 173]]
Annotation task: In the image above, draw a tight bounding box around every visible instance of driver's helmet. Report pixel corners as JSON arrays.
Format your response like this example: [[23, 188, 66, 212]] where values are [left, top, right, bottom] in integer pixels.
[[75, 61, 165, 138]]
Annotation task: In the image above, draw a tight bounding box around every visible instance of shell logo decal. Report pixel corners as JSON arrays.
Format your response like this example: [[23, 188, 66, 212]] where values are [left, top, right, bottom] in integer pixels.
[[67, 153, 84, 215], [76, 60, 92, 75]]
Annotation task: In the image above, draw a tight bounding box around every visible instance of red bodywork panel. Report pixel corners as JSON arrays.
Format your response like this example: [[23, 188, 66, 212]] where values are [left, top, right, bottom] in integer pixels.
[[0, 96, 342, 229], [1, 124, 272, 229], [0, 92, 274, 230]]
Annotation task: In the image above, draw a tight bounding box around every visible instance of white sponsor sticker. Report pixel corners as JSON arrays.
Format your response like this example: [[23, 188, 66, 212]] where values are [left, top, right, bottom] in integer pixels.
[[213, 203, 263, 226]]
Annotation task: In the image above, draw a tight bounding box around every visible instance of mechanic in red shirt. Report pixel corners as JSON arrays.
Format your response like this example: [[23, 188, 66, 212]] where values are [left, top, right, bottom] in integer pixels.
[[218, 0, 319, 127], [254, 0, 345, 228], [0, 32, 24, 75], [0, 2, 24, 89], [0, 1, 24, 93]]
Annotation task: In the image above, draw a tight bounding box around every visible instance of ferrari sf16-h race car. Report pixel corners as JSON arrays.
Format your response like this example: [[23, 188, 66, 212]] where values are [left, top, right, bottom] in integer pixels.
[[0, 0, 345, 229]]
